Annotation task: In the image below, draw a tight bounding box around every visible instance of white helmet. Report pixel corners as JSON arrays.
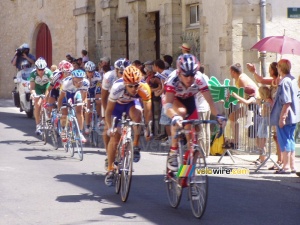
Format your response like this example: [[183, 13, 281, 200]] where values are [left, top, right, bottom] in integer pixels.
[[35, 57, 47, 70], [84, 61, 96, 72]]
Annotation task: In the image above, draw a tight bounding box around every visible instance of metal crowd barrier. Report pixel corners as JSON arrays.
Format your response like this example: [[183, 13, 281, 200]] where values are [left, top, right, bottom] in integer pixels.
[[218, 102, 280, 172]]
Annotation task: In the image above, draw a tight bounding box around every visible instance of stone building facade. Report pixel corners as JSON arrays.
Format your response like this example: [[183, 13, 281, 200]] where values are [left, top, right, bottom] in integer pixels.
[[0, 0, 300, 98]]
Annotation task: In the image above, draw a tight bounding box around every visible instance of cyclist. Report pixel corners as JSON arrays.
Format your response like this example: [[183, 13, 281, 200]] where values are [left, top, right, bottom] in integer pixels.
[[104, 65, 152, 186], [101, 58, 131, 169], [29, 57, 53, 135], [46, 60, 74, 121], [164, 54, 224, 171], [84, 61, 103, 133], [57, 69, 90, 143]]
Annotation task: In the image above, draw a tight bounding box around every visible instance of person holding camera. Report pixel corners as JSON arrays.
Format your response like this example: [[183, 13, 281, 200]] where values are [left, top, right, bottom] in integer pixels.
[[11, 43, 36, 71]]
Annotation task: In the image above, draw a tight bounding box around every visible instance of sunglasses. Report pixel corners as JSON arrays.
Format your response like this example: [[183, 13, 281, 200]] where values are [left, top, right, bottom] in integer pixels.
[[37, 68, 45, 71], [126, 83, 139, 88], [181, 73, 195, 77]]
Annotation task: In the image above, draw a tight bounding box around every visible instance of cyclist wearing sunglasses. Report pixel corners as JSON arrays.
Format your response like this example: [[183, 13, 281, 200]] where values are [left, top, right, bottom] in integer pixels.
[[101, 58, 130, 170], [29, 57, 53, 135], [104, 65, 152, 186], [164, 54, 224, 171], [57, 69, 90, 143], [84, 61, 103, 134]]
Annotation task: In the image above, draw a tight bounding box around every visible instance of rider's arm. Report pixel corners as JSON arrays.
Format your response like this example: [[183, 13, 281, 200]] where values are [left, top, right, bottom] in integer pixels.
[[164, 91, 178, 119], [143, 100, 152, 125], [30, 81, 36, 96], [105, 100, 116, 128], [201, 90, 219, 116], [101, 89, 109, 112]]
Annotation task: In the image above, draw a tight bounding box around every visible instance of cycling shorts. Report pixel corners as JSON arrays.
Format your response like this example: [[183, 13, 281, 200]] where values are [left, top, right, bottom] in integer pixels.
[[50, 88, 60, 100], [62, 91, 82, 105], [88, 86, 101, 98], [176, 96, 198, 120], [111, 99, 142, 128]]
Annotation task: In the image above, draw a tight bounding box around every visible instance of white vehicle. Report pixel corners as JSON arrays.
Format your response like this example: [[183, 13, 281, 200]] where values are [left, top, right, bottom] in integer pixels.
[[12, 61, 34, 118]]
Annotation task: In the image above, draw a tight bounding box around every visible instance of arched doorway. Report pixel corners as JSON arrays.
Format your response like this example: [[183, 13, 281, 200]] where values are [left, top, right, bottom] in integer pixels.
[[36, 23, 52, 66]]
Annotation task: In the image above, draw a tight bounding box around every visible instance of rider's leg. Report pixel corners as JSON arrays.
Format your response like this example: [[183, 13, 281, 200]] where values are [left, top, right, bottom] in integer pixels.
[[34, 97, 42, 125]]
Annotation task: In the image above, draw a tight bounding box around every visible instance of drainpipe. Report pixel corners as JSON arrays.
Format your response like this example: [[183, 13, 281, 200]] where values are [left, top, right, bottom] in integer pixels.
[[260, 0, 267, 77]]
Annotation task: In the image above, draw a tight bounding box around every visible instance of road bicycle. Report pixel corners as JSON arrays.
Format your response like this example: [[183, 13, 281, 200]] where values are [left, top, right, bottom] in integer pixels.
[[113, 113, 152, 202], [86, 97, 101, 147], [34, 95, 49, 145], [60, 100, 85, 161], [49, 107, 61, 150], [165, 119, 223, 218]]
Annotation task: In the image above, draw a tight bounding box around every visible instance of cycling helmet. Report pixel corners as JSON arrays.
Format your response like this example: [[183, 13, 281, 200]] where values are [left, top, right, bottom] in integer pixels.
[[71, 69, 86, 78], [35, 57, 47, 70], [123, 65, 142, 83], [61, 61, 74, 73], [177, 54, 199, 76], [21, 60, 31, 69], [58, 60, 68, 71], [114, 58, 131, 70], [84, 61, 96, 72]]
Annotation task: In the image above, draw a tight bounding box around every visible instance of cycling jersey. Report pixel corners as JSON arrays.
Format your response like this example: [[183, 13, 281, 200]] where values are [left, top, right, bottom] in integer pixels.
[[165, 70, 209, 99], [50, 71, 65, 89], [102, 70, 117, 91], [108, 78, 151, 104], [61, 76, 90, 94], [87, 71, 102, 89], [29, 68, 53, 95]]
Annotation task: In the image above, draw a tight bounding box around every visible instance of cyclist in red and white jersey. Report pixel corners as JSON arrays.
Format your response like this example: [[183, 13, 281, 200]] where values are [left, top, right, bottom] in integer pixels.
[[45, 60, 73, 120], [164, 54, 224, 171]]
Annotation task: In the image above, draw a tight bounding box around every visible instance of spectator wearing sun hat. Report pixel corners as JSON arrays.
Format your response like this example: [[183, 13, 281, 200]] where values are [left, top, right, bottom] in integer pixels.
[[179, 43, 191, 54]]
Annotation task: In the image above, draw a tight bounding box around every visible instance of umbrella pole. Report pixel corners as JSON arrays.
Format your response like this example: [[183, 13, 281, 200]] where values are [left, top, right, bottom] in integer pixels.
[[260, 0, 267, 77]]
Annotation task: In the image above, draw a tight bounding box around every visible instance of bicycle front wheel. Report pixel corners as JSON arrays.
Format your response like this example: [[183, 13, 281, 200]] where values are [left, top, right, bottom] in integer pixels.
[[114, 143, 122, 194], [165, 151, 182, 208], [188, 147, 208, 219], [120, 141, 133, 202], [41, 109, 48, 145], [65, 121, 74, 157], [72, 118, 84, 161]]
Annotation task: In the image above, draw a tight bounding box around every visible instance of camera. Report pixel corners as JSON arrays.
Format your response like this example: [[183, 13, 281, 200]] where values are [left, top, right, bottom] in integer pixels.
[[16, 48, 23, 57]]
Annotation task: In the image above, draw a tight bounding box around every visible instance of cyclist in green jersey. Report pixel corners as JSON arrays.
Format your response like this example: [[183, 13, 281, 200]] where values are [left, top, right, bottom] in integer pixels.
[[30, 57, 53, 135]]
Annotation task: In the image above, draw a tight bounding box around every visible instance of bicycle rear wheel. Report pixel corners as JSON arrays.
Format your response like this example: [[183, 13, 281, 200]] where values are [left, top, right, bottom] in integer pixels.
[[114, 143, 122, 194], [188, 147, 208, 219], [49, 125, 59, 150], [165, 151, 182, 208], [120, 141, 133, 202], [72, 118, 84, 161]]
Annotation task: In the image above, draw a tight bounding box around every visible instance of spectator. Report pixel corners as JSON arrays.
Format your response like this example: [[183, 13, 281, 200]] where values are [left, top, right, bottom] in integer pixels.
[[256, 86, 273, 166], [66, 54, 75, 63], [50, 64, 58, 72], [98, 56, 112, 76], [77, 58, 85, 69], [81, 50, 89, 63], [144, 60, 162, 137], [179, 43, 191, 54], [11, 43, 36, 71], [247, 62, 282, 169], [195, 66, 211, 156], [153, 59, 172, 145], [71, 59, 80, 70], [271, 59, 300, 174], [163, 55, 174, 71], [226, 63, 259, 149]]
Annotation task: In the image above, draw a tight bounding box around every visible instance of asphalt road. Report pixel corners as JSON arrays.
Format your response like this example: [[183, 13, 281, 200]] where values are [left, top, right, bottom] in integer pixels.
[[1, 99, 300, 225]]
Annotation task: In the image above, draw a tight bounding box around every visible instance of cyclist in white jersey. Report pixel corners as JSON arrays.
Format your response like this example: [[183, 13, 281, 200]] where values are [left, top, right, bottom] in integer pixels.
[[164, 54, 225, 171], [101, 58, 131, 169], [84, 61, 103, 133], [57, 69, 90, 143]]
